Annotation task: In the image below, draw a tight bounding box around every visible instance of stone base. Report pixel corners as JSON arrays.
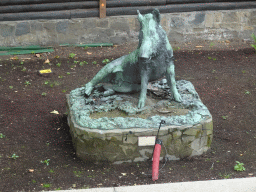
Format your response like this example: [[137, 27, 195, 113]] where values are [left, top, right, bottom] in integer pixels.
[[66, 80, 213, 164]]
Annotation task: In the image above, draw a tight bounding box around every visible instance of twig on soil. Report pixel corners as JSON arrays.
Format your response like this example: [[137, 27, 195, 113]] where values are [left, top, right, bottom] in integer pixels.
[[210, 162, 214, 170]]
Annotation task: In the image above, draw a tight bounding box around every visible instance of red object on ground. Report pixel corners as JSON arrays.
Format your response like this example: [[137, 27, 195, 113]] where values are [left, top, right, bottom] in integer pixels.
[[152, 139, 162, 181]]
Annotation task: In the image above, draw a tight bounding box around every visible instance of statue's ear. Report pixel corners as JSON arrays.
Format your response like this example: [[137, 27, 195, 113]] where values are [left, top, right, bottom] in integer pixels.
[[152, 9, 160, 24]]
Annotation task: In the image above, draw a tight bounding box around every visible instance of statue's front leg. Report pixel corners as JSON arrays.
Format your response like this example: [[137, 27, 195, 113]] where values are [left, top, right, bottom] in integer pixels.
[[166, 61, 182, 102], [138, 70, 149, 109], [84, 82, 94, 96]]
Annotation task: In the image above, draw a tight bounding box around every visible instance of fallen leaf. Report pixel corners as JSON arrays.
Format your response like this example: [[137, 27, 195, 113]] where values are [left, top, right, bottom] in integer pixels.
[[195, 46, 204, 48], [28, 169, 34, 173], [21, 58, 31, 61], [10, 56, 19, 60], [39, 69, 52, 74], [44, 59, 50, 64], [240, 154, 243, 156], [50, 110, 59, 114], [225, 40, 230, 43], [57, 128, 60, 131], [35, 54, 41, 58], [87, 52, 92, 55]]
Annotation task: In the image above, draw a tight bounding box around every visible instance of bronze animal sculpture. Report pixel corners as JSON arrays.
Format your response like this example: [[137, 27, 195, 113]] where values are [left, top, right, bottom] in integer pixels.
[[84, 9, 182, 108]]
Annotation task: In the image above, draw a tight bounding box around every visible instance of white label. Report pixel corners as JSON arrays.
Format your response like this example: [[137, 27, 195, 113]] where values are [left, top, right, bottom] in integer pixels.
[[138, 136, 156, 146]]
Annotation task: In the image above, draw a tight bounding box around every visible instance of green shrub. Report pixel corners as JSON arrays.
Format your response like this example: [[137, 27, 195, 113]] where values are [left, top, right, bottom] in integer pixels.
[[234, 161, 245, 172]]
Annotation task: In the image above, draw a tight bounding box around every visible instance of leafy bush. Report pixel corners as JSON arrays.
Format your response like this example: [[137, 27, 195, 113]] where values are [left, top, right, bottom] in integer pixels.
[[234, 161, 245, 172], [251, 33, 256, 51]]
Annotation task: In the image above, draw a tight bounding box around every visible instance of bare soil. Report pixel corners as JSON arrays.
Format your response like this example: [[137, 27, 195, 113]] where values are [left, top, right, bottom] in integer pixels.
[[0, 42, 256, 191]]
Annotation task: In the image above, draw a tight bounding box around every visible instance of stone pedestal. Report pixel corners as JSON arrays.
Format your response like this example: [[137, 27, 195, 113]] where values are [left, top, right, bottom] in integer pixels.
[[66, 80, 213, 164]]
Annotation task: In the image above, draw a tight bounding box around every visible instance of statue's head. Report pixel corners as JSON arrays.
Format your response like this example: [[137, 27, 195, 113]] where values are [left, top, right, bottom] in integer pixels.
[[137, 9, 161, 26], [136, 9, 165, 58]]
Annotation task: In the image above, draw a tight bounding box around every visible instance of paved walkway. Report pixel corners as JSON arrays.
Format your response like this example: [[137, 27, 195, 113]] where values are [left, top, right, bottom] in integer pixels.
[[49, 177, 256, 192]]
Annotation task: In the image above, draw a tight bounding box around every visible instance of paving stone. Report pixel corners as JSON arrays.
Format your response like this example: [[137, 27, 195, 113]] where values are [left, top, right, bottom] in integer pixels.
[[96, 19, 109, 28], [183, 124, 202, 137], [0, 24, 15, 37], [56, 20, 68, 34], [168, 30, 184, 42], [122, 135, 138, 145], [213, 12, 223, 23], [202, 118, 213, 135], [182, 135, 196, 144], [192, 13, 205, 25], [190, 138, 202, 155], [242, 24, 254, 31], [222, 12, 239, 23], [160, 15, 168, 32], [43, 22, 56, 31], [110, 36, 128, 45], [68, 20, 85, 36], [172, 130, 182, 138], [15, 33, 38, 45], [205, 13, 214, 28], [110, 18, 130, 35], [170, 16, 185, 29], [193, 28, 205, 32], [15, 22, 30, 36], [83, 18, 97, 29], [220, 23, 241, 31]]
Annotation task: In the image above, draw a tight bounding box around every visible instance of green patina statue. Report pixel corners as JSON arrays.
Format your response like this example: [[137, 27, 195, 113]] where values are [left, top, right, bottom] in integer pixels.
[[84, 9, 182, 108]]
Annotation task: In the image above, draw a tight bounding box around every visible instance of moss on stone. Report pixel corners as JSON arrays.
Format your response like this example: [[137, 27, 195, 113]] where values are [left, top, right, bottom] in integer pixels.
[[195, 130, 202, 139], [204, 119, 213, 135], [207, 135, 212, 147], [89, 106, 190, 120], [90, 109, 129, 119], [167, 139, 193, 159], [172, 130, 182, 139]]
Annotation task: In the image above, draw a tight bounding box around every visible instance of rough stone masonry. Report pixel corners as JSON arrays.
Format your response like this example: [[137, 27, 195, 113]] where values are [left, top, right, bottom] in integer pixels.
[[0, 9, 256, 46], [67, 79, 213, 163]]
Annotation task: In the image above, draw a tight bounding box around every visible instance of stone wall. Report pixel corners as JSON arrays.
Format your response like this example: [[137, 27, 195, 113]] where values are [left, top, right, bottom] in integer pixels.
[[67, 110, 213, 164], [1, 8, 255, 46]]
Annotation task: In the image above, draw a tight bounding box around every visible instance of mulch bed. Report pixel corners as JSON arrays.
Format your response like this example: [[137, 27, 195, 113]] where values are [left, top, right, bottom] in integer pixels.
[[0, 43, 256, 191]]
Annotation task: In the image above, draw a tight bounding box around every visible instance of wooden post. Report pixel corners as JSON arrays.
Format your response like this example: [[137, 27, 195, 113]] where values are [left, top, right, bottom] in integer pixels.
[[99, 0, 106, 18]]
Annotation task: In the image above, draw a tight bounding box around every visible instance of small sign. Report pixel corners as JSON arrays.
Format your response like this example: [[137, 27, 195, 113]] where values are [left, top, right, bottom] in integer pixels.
[[39, 69, 52, 74], [138, 136, 156, 146]]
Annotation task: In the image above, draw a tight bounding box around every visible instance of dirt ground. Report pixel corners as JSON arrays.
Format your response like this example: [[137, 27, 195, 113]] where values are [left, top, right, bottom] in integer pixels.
[[0, 41, 256, 191]]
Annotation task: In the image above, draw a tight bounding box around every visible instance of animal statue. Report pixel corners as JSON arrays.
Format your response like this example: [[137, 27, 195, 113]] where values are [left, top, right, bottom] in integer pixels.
[[84, 9, 182, 108]]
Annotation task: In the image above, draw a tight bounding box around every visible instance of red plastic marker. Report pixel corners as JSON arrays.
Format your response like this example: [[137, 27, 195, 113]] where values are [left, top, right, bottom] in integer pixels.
[[152, 138, 162, 181]]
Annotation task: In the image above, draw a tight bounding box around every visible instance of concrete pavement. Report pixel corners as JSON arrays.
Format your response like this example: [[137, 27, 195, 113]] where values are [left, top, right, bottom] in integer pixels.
[[48, 177, 256, 192]]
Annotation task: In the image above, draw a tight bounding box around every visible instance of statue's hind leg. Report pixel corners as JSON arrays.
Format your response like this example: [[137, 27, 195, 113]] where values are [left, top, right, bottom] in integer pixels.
[[84, 56, 126, 96], [166, 61, 182, 102]]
